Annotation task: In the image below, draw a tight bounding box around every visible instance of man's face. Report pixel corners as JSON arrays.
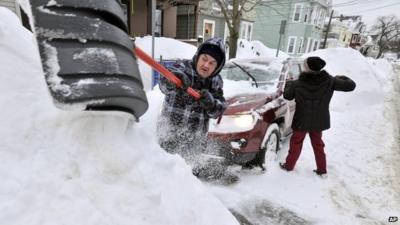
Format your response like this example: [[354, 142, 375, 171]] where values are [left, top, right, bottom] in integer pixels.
[[196, 54, 218, 78]]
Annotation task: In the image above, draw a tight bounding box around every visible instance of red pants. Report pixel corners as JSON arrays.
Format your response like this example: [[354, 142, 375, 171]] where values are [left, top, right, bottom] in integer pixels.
[[284, 130, 326, 173]]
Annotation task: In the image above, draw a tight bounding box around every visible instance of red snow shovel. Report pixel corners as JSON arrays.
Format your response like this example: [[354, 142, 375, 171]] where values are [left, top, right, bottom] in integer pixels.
[[134, 47, 201, 101]]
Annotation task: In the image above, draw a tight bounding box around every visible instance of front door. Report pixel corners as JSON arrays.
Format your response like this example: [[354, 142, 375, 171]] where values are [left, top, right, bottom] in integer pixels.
[[203, 19, 215, 41]]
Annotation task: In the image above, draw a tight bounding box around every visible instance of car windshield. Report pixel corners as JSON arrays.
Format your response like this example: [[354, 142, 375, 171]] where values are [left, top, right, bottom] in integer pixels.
[[220, 60, 282, 90]]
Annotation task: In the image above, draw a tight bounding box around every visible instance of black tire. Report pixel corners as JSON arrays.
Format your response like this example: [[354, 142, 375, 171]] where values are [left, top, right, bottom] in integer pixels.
[[30, 0, 148, 118], [248, 124, 280, 167]]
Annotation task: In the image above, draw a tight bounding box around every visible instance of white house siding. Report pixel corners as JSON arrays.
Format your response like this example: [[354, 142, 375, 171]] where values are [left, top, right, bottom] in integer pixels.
[[0, 0, 17, 13]]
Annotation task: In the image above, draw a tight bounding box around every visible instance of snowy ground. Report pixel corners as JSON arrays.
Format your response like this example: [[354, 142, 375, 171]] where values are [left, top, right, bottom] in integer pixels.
[[1, 5, 400, 225], [206, 50, 400, 225]]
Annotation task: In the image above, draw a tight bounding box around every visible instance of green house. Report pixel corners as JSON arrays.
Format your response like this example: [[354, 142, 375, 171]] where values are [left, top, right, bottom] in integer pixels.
[[176, 0, 255, 44], [253, 0, 331, 56]]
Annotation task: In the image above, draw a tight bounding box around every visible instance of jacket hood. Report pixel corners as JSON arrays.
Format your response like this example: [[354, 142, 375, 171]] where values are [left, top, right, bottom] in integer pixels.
[[192, 37, 226, 77], [298, 70, 331, 92], [299, 70, 330, 84]]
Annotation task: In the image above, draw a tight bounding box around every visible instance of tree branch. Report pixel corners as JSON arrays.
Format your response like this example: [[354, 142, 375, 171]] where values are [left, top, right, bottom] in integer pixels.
[[242, 0, 263, 13], [216, 0, 233, 30]]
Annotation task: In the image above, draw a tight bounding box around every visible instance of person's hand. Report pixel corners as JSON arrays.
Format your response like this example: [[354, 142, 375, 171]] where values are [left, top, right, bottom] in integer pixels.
[[174, 72, 191, 90], [199, 89, 215, 110]]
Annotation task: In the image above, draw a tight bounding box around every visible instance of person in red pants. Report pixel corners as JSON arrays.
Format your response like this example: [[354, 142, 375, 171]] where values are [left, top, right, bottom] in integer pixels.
[[280, 56, 356, 176]]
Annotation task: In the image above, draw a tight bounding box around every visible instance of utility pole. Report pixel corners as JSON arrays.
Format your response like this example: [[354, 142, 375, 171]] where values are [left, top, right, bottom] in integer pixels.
[[276, 20, 286, 57], [322, 10, 334, 49], [151, 0, 156, 89]]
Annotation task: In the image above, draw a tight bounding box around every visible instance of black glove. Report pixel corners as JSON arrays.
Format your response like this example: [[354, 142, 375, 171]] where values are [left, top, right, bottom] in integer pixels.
[[174, 72, 191, 90], [199, 89, 215, 110]]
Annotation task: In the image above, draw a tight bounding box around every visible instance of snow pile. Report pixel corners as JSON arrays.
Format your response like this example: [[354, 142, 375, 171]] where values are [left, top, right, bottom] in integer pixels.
[[305, 48, 385, 110], [236, 39, 289, 59], [0, 7, 238, 225], [251, 40, 289, 59]]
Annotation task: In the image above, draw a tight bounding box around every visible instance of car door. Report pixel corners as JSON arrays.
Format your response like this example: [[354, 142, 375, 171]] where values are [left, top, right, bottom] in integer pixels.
[[280, 59, 302, 137]]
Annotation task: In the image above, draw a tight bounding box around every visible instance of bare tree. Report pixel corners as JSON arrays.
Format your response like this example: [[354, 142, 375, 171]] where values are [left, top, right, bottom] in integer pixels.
[[371, 15, 400, 58], [215, 0, 263, 59]]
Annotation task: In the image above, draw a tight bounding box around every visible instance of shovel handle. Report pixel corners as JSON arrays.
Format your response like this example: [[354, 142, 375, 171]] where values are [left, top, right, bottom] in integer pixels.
[[134, 46, 201, 100]]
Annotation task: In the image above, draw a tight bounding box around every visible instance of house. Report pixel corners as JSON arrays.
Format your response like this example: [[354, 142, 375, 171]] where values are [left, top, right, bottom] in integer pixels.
[[338, 15, 366, 49], [123, 0, 200, 38], [0, 0, 30, 30], [253, 0, 331, 56], [0, 0, 20, 16], [175, 0, 255, 45], [321, 18, 352, 48]]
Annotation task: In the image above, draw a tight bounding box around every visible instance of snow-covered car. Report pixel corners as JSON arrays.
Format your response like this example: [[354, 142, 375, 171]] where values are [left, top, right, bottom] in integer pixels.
[[207, 57, 303, 169]]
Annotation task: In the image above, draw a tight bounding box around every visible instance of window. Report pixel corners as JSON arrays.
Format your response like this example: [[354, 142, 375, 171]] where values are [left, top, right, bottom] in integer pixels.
[[313, 40, 319, 51], [289, 63, 301, 80], [240, 22, 253, 41], [247, 24, 252, 40], [293, 4, 302, 22], [287, 36, 297, 54], [312, 7, 319, 25], [212, 2, 221, 11], [298, 38, 304, 54], [318, 10, 325, 27], [203, 19, 215, 40], [307, 38, 313, 53], [303, 8, 309, 23], [241, 25, 246, 39], [309, 8, 314, 24], [220, 66, 249, 81], [224, 22, 229, 46], [155, 9, 162, 37]]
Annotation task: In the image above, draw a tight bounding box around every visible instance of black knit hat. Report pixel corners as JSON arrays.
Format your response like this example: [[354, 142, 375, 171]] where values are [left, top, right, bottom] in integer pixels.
[[306, 56, 326, 71], [199, 44, 224, 67]]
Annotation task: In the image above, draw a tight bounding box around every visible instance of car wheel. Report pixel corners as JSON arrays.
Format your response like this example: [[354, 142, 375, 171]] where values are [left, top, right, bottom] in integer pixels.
[[246, 123, 280, 168], [260, 123, 281, 164]]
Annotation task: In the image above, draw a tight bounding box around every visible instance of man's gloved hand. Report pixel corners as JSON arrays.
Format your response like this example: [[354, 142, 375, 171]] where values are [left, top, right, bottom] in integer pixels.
[[174, 72, 191, 90], [199, 89, 215, 110]]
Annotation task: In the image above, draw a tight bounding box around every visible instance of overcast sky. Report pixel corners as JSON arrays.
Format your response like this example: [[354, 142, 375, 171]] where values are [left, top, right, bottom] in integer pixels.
[[332, 0, 400, 28]]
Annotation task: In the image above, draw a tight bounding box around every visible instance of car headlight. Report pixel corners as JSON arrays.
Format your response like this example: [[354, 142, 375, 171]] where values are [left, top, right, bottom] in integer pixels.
[[233, 114, 255, 130], [209, 114, 256, 133]]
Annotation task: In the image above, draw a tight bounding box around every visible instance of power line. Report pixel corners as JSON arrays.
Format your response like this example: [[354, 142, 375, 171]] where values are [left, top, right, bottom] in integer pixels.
[[350, 2, 400, 13], [333, 0, 396, 8]]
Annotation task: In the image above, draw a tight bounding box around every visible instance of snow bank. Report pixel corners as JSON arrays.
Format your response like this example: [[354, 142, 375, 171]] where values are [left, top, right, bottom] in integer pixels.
[[305, 48, 390, 111], [0, 7, 238, 225], [236, 39, 289, 59]]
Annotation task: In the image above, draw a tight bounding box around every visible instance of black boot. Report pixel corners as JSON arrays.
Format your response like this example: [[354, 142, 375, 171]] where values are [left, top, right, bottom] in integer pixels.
[[313, 170, 327, 178], [279, 163, 289, 171]]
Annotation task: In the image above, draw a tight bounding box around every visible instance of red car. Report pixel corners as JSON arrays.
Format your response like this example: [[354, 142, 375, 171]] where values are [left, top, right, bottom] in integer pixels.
[[207, 57, 303, 169]]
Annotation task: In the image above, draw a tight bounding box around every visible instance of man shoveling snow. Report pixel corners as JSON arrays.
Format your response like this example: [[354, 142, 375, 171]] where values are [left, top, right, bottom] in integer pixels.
[[157, 37, 238, 183]]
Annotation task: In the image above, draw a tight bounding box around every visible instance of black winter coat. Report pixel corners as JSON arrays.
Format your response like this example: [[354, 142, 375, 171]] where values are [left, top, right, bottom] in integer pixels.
[[284, 70, 356, 131]]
